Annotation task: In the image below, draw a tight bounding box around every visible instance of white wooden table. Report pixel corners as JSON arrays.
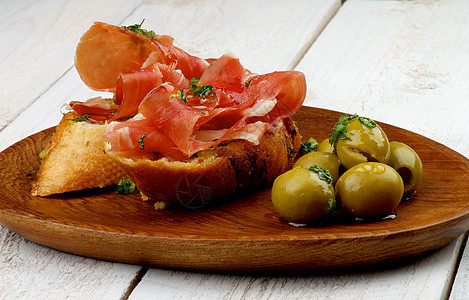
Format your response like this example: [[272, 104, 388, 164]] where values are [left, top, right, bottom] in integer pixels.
[[1, 0, 468, 299]]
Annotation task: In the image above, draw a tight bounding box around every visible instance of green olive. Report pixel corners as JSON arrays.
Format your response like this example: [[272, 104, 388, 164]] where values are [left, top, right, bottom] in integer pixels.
[[388, 141, 423, 197], [336, 118, 390, 169], [271, 167, 335, 224], [336, 162, 404, 219], [317, 138, 334, 153], [294, 151, 341, 185]]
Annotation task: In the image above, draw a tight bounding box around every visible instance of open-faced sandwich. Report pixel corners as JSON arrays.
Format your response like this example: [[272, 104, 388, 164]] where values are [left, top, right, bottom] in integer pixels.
[[31, 21, 307, 208]]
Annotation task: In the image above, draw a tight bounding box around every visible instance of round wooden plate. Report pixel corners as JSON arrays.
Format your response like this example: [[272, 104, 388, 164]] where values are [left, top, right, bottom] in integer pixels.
[[1, 106, 469, 271]]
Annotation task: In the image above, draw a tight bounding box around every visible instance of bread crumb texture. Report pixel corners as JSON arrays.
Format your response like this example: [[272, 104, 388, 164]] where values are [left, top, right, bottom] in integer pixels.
[[31, 113, 126, 196]]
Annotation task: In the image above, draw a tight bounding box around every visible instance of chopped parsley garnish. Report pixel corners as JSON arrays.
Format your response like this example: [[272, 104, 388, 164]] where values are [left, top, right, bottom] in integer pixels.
[[116, 178, 139, 194], [193, 84, 214, 98], [328, 114, 377, 152], [245, 79, 253, 87], [189, 77, 200, 89], [67, 114, 90, 123], [39, 149, 49, 159], [309, 165, 333, 186], [329, 114, 356, 148], [300, 137, 319, 154], [358, 116, 377, 128], [138, 134, 146, 150], [179, 90, 188, 104], [327, 198, 336, 213], [187, 77, 214, 99], [122, 19, 156, 39], [287, 144, 297, 159], [26, 170, 39, 177]]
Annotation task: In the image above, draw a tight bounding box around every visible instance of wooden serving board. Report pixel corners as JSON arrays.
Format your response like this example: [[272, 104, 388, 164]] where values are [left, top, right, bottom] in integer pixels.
[[0, 106, 468, 271]]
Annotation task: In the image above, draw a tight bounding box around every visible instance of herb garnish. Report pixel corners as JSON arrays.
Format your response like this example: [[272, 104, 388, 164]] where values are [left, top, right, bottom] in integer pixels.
[[328, 114, 356, 149], [67, 114, 90, 123], [116, 178, 139, 194], [122, 19, 156, 39], [39, 149, 49, 159], [193, 84, 214, 98], [300, 137, 319, 154], [189, 77, 200, 90], [328, 114, 378, 153], [187, 77, 214, 99], [309, 165, 333, 186], [358, 116, 377, 128], [327, 198, 336, 213], [138, 134, 146, 150], [26, 170, 39, 177], [179, 90, 188, 104], [245, 79, 253, 87]]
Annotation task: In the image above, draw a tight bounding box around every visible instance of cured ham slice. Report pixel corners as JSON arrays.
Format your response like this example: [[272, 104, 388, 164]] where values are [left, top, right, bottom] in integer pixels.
[[75, 22, 157, 92], [112, 67, 163, 120], [111, 63, 190, 121], [72, 22, 306, 161], [69, 97, 116, 123], [103, 69, 306, 160], [104, 117, 187, 161], [198, 53, 253, 93], [75, 22, 209, 92]]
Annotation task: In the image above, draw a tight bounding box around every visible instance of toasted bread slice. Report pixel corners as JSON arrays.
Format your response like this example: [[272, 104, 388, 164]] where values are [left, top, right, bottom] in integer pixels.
[[32, 112, 300, 209], [107, 117, 300, 207], [31, 112, 126, 196]]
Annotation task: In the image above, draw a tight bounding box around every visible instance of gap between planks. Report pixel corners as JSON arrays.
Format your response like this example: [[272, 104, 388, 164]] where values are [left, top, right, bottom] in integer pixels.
[[115, 1, 345, 297], [290, 0, 342, 70], [445, 231, 469, 300], [120, 266, 150, 300], [1, 1, 345, 297]]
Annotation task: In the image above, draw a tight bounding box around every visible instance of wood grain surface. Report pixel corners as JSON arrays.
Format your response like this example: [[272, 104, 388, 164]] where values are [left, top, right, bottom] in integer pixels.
[[0, 0, 344, 298], [2, 0, 469, 298], [0, 106, 468, 271]]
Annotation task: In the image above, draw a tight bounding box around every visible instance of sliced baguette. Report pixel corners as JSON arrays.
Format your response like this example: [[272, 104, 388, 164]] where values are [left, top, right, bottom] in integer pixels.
[[31, 112, 126, 196], [32, 112, 300, 209], [107, 117, 300, 207]]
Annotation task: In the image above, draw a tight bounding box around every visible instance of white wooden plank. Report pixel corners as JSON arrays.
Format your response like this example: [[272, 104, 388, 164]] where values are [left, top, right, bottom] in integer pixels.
[[130, 0, 468, 298], [0, 1, 146, 299], [0, 68, 110, 151], [297, 0, 469, 157], [0, 229, 140, 299], [134, 0, 341, 74], [0, 0, 144, 131], [0, 0, 341, 299], [450, 234, 469, 300], [0, 0, 341, 149], [130, 237, 464, 300], [294, 0, 469, 299]]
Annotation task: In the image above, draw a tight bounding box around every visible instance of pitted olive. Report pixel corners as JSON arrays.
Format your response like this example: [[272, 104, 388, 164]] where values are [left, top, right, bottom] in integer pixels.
[[388, 141, 423, 197], [317, 138, 334, 153], [294, 151, 341, 185], [332, 115, 390, 169], [335, 162, 404, 219], [271, 166, 335, 224]]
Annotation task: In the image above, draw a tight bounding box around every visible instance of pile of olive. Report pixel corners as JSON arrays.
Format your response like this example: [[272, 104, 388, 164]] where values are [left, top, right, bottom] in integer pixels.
[[271, 114, 423, 224]]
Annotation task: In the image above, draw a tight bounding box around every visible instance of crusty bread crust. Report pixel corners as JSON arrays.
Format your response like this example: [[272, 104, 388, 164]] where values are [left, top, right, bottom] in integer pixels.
[[214, 117, 300, 189], [32, 112, 300, 208], [31, 112, 126, 196], [108, 117, 300, 207]]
